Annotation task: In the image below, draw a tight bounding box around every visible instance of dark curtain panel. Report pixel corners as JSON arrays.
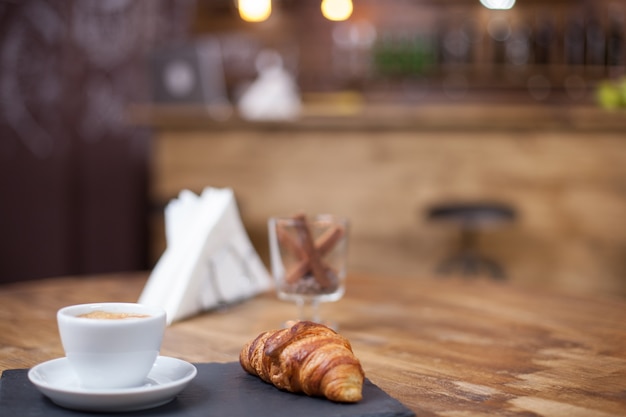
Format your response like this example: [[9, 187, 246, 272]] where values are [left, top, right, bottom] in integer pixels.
[[0, 0, 195, 283]]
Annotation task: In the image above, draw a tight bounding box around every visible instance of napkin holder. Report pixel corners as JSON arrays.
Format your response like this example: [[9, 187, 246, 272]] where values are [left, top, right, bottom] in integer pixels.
[[139, 187, 272, 324]]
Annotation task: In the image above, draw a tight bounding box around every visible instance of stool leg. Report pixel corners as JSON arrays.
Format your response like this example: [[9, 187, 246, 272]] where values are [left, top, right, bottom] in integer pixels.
[[459, 228, 476, 252], [435, 251, 507, 280], [481, 258, 506, 280]]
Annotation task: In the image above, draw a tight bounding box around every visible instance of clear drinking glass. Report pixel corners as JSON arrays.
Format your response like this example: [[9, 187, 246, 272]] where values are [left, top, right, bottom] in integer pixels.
[[268, 214, 349, 325]]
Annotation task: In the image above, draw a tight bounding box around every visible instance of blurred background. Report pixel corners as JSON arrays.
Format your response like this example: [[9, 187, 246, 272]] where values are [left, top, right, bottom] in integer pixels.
[[1, 0, 625, 297]]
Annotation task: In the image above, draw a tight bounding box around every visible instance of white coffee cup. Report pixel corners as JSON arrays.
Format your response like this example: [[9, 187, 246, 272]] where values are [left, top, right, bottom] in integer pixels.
[[57, 302, 166, 389]]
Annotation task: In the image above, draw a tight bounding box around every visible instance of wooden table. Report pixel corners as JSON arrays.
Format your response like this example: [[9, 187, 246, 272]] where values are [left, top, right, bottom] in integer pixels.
[[1, 272, 625, 416]]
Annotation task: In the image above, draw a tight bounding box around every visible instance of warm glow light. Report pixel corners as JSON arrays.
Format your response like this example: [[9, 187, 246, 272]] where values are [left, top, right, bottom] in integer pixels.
[[479, 0, 515, 10], [321, 0, 353, 21], [238, 0, 271, 22]]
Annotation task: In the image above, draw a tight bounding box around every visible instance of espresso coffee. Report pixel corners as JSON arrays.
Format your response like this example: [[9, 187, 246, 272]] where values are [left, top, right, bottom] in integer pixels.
[[78, 311, 150, 320], [58, 302, 166, 388]]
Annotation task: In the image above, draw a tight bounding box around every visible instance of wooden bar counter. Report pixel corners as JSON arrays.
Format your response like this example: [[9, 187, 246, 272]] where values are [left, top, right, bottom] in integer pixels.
[[133, 102, 626, 298], [1, 272, 625, 416]]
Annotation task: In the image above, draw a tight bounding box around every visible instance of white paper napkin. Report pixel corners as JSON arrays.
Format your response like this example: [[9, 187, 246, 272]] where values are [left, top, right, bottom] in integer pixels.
[[138, 187, 272, 324]]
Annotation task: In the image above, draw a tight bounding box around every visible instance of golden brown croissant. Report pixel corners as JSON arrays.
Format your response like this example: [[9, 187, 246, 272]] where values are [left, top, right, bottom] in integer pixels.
[[239, 321, 365, 402]]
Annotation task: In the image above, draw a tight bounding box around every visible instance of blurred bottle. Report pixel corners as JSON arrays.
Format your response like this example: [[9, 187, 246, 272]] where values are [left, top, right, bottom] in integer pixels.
[[372, 29, 438, 78], [506, 24, 531, 67], [460, 19, 478, 65], [533, 16, 554, 65], [372, 32, 397, 76], [434, 17, 447, 67], [606, 9, 624, 67], [585, 12, 606, 67], [488, 17, 511, 65], [564, 13, 585, 66]]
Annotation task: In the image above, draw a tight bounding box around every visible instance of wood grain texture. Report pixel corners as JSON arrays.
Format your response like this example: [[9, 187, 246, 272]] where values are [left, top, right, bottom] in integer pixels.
[[1, 273, 625, 416], [147, 116, 626, 298]]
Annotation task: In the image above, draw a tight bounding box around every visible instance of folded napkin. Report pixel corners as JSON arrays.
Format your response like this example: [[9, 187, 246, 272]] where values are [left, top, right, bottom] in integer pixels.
[[139, 188, 272, 324]]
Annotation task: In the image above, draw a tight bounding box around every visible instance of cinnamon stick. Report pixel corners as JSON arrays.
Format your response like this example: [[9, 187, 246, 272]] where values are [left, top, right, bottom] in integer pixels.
[[316, 224, 345, 255], [285, 259, 311, 284], [292, 213, 332, 289], [284, 223, 345, 283], [276, 223, 307, 260]]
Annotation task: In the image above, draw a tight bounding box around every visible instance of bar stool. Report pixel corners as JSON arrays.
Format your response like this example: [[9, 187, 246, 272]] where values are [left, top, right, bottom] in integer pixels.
[[426, 202, 516, 280]]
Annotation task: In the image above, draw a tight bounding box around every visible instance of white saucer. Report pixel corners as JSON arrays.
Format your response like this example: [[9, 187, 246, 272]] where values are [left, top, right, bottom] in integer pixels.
[[28, 356, 197, 412]]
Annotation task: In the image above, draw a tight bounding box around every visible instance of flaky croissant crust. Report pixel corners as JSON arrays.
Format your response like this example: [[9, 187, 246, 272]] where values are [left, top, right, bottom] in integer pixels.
[[239, 321, 365, 402]]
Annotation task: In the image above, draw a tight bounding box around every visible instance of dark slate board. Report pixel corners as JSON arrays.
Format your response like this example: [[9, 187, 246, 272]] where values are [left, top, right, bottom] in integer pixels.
[[0, 362, 415, 417]]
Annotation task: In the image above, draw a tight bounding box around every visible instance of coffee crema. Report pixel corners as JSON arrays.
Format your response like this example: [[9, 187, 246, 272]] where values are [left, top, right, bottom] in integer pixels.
[[77, 311, 150, 320]]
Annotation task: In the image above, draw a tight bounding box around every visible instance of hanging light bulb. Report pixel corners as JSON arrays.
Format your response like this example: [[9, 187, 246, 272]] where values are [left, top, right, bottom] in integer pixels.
[[479, 0, 515, 10], [238, 0, 271, 22], [321, 0, 353, 22]]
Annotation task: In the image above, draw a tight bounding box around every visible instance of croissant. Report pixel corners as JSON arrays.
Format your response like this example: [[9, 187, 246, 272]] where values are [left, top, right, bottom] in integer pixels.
[[239, 321, 365, 402]]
